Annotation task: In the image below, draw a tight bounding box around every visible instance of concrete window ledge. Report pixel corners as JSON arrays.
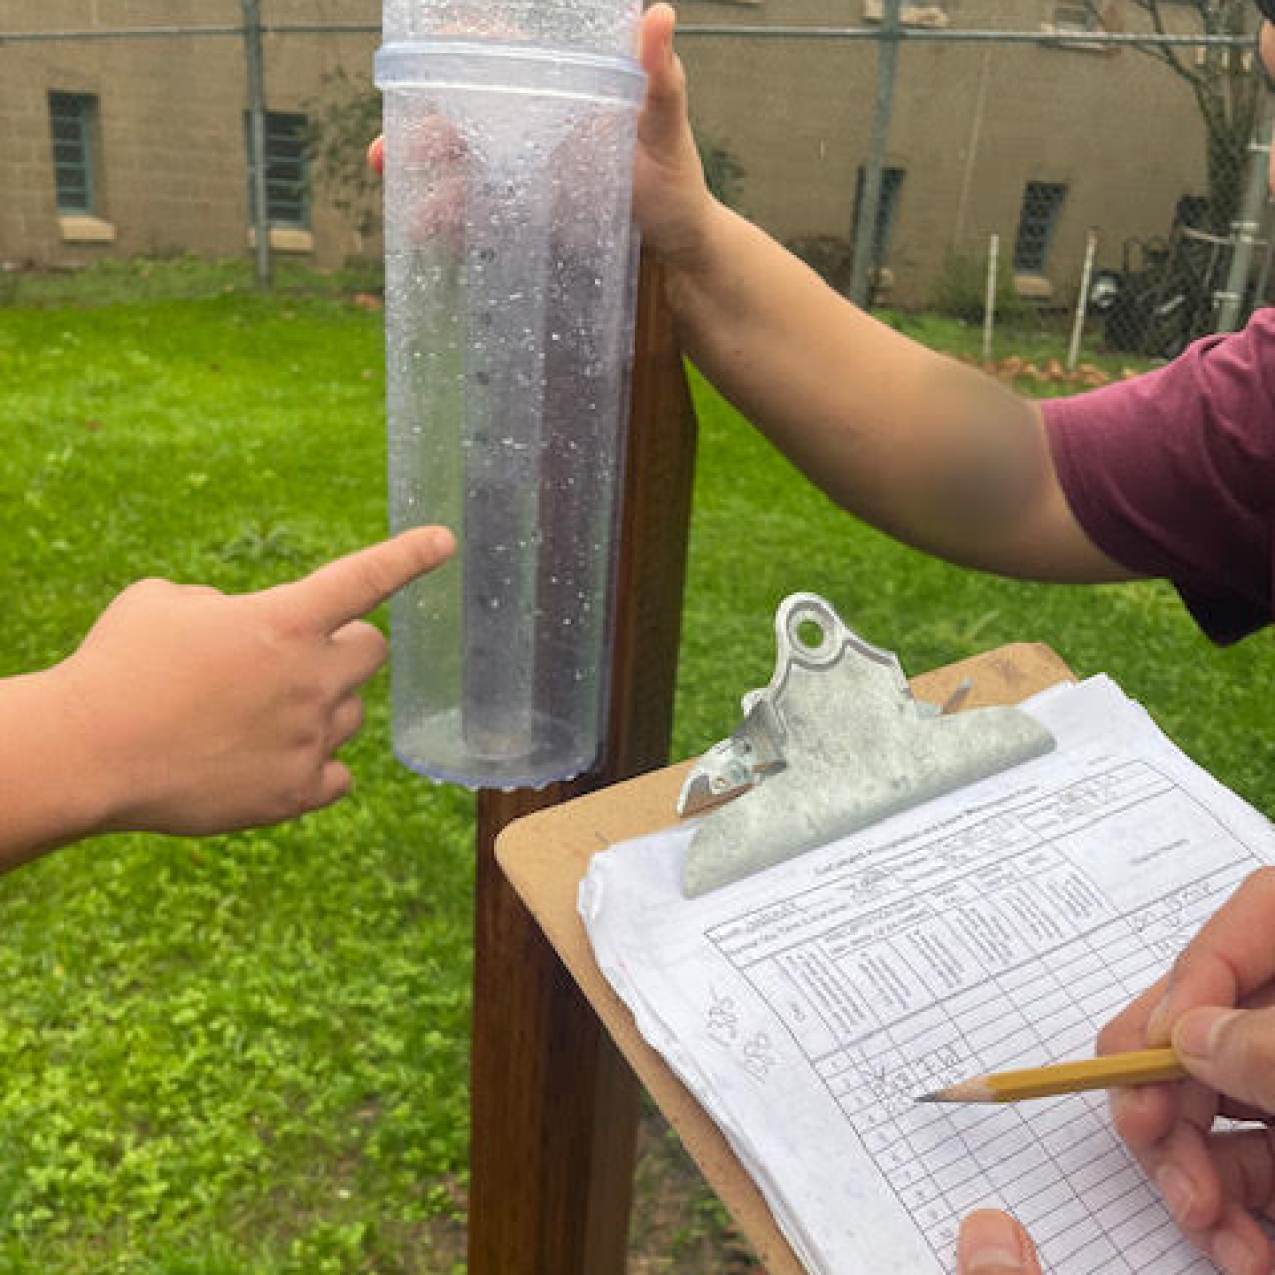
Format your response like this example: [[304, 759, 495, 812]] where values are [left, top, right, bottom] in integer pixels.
[[1039, 23, 1109, 53], [863, 0, 950, 29], [59, 215, 117, 244], [247, 226, 315, 254], [1014, 274, 1055, 302]]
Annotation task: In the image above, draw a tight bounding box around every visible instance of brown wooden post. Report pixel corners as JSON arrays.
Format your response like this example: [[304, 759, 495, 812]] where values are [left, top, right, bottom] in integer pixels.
[[468, 252, 698, 1275]]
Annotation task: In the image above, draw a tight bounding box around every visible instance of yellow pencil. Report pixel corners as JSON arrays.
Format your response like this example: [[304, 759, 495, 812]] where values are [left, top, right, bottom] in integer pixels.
[[916, 1046, 1185, 1104]]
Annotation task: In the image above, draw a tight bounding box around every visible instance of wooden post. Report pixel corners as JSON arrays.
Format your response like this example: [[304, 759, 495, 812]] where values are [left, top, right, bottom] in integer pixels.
[[468, 252, 698, 1275]]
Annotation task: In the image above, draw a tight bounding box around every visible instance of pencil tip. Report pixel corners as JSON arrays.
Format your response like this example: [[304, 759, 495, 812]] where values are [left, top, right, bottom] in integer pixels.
[[914, 1092, 943, 1103]]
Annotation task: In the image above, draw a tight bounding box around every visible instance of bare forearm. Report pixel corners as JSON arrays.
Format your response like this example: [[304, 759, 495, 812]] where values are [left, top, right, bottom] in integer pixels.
[[0, 666, 113, 870], [662, 201, 1127, 582], [0, 529, 452, 873]]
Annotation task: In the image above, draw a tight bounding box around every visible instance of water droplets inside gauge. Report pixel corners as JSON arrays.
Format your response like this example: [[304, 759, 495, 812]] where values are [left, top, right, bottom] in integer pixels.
[[376, 0, 644, 788]]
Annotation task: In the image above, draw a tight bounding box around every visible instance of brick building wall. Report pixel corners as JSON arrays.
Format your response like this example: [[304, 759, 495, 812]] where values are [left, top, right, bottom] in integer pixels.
[[0, 0, 381, 271], [676, 0, 1233, 306], [0, 0, 1256, 308]]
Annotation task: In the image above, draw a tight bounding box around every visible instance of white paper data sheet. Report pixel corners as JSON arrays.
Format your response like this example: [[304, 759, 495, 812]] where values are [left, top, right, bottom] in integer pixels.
[[581, 676, 1275, 1275]]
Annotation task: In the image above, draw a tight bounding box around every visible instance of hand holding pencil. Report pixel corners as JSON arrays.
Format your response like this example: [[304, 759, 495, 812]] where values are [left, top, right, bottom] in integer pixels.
[[1094, 868, 1275, 1275], [950, 868, 1275, 1275]]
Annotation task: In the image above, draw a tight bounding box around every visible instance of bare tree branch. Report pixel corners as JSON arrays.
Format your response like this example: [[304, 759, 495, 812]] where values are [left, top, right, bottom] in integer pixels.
[[1097, 0, 1261, 233]]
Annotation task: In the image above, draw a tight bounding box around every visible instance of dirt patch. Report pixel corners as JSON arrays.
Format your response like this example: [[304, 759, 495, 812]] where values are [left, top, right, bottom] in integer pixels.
[[416, 1101, 767, 1272], [629, 1101, 767, 1274]]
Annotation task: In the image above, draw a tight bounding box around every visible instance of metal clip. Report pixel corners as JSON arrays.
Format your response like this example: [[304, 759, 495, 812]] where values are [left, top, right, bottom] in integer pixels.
[[678, 593, 1055, 897], [676, 687, 786, 817]]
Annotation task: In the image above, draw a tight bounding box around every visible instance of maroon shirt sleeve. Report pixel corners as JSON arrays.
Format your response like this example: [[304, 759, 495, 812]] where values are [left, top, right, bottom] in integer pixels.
[[1043, 307, 1275, 644]]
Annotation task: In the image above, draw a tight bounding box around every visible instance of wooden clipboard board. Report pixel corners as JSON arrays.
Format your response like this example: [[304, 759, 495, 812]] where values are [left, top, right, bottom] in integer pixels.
[[495, 642, 1075, 1273]]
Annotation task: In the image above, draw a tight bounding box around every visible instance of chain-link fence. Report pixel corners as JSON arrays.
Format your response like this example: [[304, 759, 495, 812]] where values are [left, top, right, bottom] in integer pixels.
[[0, 1, 383, 299], [676, 0, 1274, 367], [3, 0, 1273, 365]]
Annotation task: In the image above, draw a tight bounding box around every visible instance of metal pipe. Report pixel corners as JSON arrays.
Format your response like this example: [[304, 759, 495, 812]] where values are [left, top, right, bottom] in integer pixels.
[[0, 25, 1252, 46], [0, 24, 379, 44], [1254, 199, 1275, 307], [675, 27, 1254, 46], [849, 0, 899, 307], [1217, 102, 1274, 331], [242, 0, 271, 289]]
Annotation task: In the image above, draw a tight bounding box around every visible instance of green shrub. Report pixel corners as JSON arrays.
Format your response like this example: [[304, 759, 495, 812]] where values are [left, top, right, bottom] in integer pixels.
[[785, 235, 856, 295], [694, 133, 746, 210], [930, 248, 1029, 325]]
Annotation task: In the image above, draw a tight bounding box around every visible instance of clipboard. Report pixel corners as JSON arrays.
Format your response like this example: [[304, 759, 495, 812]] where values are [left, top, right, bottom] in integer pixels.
[[495, 641, 1075, 1273]]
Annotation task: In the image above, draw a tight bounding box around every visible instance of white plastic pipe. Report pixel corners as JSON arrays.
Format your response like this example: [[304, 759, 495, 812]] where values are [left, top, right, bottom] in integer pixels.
[[1067, 229, 1098, 373], [982, 233, 999, 364]]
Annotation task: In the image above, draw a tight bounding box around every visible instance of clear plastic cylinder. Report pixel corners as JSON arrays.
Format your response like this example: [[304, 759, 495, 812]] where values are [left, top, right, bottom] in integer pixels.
[[376, 5, 643, 789]]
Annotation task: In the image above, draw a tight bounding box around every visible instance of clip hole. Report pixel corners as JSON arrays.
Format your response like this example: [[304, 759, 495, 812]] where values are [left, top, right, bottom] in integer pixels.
[[793, 616, 827, 653]]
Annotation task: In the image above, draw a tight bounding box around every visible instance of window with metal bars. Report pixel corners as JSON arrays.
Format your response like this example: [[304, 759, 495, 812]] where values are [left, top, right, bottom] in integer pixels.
[[48, 92, 98, 215], [245, 111, 310, 228], [1013, 181, 1068, 274]]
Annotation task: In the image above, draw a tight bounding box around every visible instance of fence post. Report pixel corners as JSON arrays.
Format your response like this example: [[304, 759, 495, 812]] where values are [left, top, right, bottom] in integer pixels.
[[849, 0, 900, 308], [1216, 95, 1273, 331], [467, 253, 697, 1275], [242, 0, 272, 289], [1254, 197, 1275, 306], [1066, 229, 1098, 373], [982, 232, 998, 365]]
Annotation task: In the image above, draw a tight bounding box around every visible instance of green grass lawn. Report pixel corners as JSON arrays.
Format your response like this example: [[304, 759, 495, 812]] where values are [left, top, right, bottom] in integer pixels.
[[2, 263, 1274, 1273], [0, 285, 473, 1275]]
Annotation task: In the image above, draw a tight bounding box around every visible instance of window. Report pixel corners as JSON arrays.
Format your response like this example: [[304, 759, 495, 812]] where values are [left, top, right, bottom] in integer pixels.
[[852, 166, 906, 271], [1013, 181, 1067, 274], [48, 92, 98, 214], [1044, 3, 1105, 51], [246, 111, 310, 227], [1053, 3, 1095, 33]]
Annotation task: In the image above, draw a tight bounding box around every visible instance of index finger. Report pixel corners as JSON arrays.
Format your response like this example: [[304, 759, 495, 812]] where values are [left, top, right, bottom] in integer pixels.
[[279, 527, 455, 633], [1151, 868, 1275, 1045]]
